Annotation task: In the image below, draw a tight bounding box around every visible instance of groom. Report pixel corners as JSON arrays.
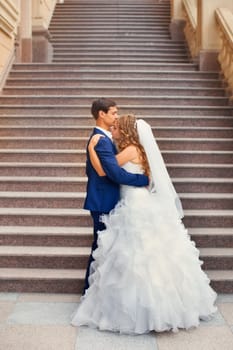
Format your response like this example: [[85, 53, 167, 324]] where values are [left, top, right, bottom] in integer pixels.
[[83, 98, 149, 292]]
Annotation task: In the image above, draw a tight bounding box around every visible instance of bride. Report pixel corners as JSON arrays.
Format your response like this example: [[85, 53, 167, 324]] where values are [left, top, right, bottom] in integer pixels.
[[71, 114, 217, 334]]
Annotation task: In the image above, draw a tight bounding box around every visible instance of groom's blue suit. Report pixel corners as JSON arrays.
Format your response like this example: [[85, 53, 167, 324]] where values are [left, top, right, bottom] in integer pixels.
[[83, 127, 148, 291]]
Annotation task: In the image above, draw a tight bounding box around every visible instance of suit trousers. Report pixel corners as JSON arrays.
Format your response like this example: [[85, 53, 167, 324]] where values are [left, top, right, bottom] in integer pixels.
[[83, 211, 108, 292]]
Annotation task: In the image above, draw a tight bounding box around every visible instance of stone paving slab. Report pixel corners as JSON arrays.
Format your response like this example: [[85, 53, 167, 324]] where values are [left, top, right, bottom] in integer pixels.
[[1, 293, 233, 350], [0, 325, 78, 350], [156, 326, 233, 350], [7, 302, 77, 326], [75, 327, 157, 350]]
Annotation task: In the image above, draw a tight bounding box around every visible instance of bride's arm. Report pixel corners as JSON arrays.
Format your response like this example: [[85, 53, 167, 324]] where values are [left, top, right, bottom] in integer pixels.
[[116, 145, 138, 166], [89, 135, 139, 174], [88, 135, 106, 176]]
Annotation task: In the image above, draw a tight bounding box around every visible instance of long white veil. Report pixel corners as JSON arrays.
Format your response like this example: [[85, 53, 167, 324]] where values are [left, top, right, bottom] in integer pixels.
[[136, 119, 184, 219]]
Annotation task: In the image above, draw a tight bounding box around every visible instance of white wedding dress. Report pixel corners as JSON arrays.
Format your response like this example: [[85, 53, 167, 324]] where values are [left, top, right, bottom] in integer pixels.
[[71, 162, 217, 334]]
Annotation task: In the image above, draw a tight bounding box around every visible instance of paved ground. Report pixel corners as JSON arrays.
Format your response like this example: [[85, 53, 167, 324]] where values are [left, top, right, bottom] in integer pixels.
[[0, 293, 233, 350]]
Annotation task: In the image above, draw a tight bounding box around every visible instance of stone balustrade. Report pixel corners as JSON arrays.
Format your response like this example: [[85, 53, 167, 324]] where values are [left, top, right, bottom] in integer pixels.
[[215, 8, 233, 100], [182, 0, 199, 59]]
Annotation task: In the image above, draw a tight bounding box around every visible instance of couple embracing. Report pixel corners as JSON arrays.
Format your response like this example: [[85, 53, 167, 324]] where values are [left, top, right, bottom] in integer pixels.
[[71, 98, 217, 334]]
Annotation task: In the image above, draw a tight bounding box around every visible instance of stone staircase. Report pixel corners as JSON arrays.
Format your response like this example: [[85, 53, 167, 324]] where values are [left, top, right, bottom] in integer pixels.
[[0, 0, 232, 293]]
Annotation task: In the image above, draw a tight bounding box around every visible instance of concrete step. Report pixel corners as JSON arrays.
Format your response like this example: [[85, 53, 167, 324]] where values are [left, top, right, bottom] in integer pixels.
[[189, 228, 233, 248], [0, 208, 232, 227], [0, 149, 232, 163], [3, 86, 225, 97], [0, 137, 232, 151], [0, 125, 232, 138], [0, 192, 231, 210], [0, 267, 231, 294], [0, 176, 231, 193], [0, 268, 85, 293], [0, 226, 92, 247], [0, 105, 231, 116], [0, 115, 232, 127]]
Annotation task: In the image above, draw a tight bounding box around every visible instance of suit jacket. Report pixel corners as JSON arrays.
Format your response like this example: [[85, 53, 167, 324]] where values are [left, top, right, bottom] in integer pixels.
[[84, 127, 149, 212]]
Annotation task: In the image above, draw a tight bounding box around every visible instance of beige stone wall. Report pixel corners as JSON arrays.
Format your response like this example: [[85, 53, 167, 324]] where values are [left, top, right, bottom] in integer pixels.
[[32, 0, 57, 31], [0, 0, 19, 89], [198, 0, 233, 50]]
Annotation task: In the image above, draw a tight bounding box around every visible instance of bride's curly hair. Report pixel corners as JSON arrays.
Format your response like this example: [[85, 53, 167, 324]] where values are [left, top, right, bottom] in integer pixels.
[[116, 114, 150, 176]]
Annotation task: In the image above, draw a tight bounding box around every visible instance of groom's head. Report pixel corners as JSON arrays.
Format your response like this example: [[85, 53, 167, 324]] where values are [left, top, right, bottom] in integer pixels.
[[91, 98, 118, 130]]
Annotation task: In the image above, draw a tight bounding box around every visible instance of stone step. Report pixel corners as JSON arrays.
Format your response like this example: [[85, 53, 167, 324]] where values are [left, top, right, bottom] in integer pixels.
[[3, 87, 225, 97], [0, 245, 232, 270], [25, 55, 192, 62], [5, 78, 222, 89], [9, 70, 218, 80], [0, 162, 232, 178], [0, 208, 232, 227], [206, 270, 233, 294], [0, 208, 92, 226], [0, 137, 232, 151], [0, 268, 85, 293], [0, 126, 232, 138], [51, 42, 187, 49], [0, 176, 87, 192], [0, 267, 231, 294], [0, 105, 232, 117], [0, 95, 229, 107], [183, 210, 233, 228], [0, 192, 231, 210], [189, 228, 233, 248], [51, 29, 171, 35], [200, 248, 233, 270], [0, 191, 85, 209], [180, 193, 233, 210], [0, 162, 86, 177], [0, 226, 92, 247], [51, 14, 170, 20], [0, 176, 231, 193], [11, 62, 198, 71], [0, 246, 90, 269], [0, 149, 232, 163], [0, 226, 232, 248], [0, 115, 231, 127]]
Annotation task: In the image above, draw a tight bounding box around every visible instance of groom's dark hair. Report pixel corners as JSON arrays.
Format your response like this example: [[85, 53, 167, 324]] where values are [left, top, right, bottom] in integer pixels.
[[91, 98, 117, 120]]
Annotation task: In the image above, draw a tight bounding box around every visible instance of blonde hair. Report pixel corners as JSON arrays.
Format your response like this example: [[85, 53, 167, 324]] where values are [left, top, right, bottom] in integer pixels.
[[117, 114, 150, 176]]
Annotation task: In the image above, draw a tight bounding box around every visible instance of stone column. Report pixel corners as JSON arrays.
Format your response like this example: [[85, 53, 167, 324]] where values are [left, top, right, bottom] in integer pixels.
[[20, 0, 32, 62]]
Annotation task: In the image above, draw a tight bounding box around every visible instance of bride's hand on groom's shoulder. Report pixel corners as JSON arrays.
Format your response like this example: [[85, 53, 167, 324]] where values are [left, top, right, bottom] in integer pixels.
[[89, 134, 104, 149]]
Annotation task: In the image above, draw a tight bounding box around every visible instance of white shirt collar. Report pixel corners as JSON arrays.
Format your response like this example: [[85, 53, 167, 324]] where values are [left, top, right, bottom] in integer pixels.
[[95, 126, 112, 139]]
